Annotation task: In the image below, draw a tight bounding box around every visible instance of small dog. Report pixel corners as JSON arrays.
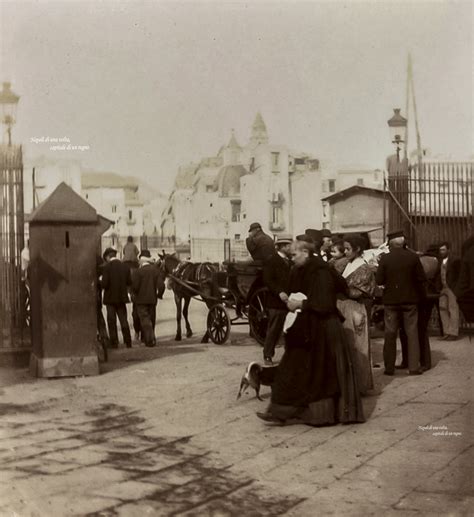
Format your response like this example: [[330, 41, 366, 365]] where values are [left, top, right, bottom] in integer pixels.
[[237, 361, 275, 401]]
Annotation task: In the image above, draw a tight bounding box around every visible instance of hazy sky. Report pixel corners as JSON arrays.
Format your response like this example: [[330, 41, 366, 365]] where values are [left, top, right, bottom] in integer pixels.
[[1, 0, 472, 194]]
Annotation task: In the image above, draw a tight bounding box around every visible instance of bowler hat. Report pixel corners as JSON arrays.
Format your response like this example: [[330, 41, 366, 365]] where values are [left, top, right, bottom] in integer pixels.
[[139, 249, 151, 258], [305, 228, 323, 243], [386, 230, 405, 240], [248, 222, 262, 232], [321, 229, 332, 238]]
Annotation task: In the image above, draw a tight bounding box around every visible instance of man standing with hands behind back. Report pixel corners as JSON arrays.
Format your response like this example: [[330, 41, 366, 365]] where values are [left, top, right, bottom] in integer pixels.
[[376, 230, 427, 375], [262, 235, 293, 365], [438, 242, 460, 341]]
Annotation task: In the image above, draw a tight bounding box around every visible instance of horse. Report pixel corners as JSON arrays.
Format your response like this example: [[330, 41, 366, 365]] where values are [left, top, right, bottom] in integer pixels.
[[158, 252, 218, 342]]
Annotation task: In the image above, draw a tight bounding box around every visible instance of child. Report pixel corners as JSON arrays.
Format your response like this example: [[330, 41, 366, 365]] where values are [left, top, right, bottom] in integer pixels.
[[329, 240, 350, 274]]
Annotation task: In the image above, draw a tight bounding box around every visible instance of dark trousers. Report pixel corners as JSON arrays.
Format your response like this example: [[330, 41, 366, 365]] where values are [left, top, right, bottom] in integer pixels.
[[136, 304, 156, 346], [106, 303, 132, 347], [132, 303, 141, 337], [400, 300, 434, 369], [383, 304, 419, 373], [263, 309, 287, 359]]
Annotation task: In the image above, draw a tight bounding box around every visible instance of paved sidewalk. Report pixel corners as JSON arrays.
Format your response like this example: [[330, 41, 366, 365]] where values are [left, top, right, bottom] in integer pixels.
[[0, 332, 472, 516]]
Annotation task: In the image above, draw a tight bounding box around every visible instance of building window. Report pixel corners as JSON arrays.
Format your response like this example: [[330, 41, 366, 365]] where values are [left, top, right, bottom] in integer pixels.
[[328, 180, 336, 192], [250, 157, 255, 172], [231, 200, 241, 222], [85, 193, 89, 199], [357, 178, 364, 186], [206, 185, 214, 192], [112, 205, 117, 213], [271, 152, 280, 171], [234, 234, 241, 240], [128, 210, 133, 220]]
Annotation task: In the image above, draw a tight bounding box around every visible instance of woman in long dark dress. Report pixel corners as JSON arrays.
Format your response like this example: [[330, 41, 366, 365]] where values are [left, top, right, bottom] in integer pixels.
[[257, 239, 365, 426]]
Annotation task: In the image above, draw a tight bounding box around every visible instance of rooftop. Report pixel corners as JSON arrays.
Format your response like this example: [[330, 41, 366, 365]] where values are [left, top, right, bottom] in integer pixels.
[[29, 182, 98, 224], [322, 185, 384, 202]]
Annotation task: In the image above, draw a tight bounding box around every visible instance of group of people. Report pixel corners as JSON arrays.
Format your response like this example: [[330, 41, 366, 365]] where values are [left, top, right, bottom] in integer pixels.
[[97, 236, 164, 349], [244, 221, 473, 427]]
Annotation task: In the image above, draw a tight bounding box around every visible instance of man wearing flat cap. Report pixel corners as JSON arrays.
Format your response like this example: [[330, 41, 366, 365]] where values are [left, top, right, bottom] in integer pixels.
[[246, 222, 275, 262], [376, 230, 427, 375], [262, 235, 293, 364]]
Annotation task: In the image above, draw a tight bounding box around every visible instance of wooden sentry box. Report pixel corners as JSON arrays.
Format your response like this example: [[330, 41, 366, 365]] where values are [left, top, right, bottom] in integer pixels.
[[28, 183, 105, 377]]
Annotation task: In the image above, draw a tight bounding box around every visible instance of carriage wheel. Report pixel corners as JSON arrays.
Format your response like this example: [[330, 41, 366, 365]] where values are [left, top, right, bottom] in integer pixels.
[[207, 304, 231, 345], [248, 287, 270, 346]]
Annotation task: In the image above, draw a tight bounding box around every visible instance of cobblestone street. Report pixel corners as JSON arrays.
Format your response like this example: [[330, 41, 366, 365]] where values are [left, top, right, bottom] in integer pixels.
[[0, 294, 472, 516]]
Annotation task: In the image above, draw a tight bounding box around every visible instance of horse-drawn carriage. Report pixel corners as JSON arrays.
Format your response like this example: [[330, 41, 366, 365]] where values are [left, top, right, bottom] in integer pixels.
[[160, 254, 270, 345]]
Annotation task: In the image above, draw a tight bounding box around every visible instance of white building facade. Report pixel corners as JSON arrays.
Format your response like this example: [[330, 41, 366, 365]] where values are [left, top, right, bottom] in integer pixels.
[[162, 113, 327, 261]]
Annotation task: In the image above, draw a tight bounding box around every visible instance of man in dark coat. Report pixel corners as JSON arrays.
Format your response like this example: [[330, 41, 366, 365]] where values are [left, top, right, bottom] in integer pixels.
[[132, 250, 162, 347], [399, 250, 439, 371], [246, 222, 275, 262], [101, 247, 132, 348], [375, 231, 427, 375], [437, 242, 461, 340], [262, 235, 292, 364]]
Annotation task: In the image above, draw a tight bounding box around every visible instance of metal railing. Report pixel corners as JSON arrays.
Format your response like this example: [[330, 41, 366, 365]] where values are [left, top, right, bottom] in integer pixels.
[[387, 161, 473, 255], [0, 145, 28, 350]]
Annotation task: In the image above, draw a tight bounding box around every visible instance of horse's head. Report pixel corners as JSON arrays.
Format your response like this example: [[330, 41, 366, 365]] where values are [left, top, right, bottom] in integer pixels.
[[159, 252, 180, 277]]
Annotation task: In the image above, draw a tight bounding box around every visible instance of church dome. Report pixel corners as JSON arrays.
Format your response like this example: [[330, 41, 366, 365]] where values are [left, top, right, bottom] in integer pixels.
[[215, 165, 248, 197]]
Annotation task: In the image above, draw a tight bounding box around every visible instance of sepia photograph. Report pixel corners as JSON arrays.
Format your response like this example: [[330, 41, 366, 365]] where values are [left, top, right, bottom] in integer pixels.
[[0, 0, 472, 515]]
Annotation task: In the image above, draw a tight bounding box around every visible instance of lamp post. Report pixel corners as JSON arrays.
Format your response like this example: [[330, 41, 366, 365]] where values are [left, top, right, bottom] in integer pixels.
[[385, 107, 415, 245], [0, 82, 20, 146], [387, 108, 407, 162]]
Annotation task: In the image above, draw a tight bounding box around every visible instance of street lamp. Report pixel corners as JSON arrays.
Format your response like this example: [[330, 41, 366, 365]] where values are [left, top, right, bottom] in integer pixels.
[[0, 82, 20, 146], [387, 108, 407, 162]]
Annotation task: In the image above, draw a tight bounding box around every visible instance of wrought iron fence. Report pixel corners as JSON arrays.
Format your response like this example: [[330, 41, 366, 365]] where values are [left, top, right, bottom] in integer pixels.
[[387, 161, 473, 255], [0, 145, 27, 350]]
